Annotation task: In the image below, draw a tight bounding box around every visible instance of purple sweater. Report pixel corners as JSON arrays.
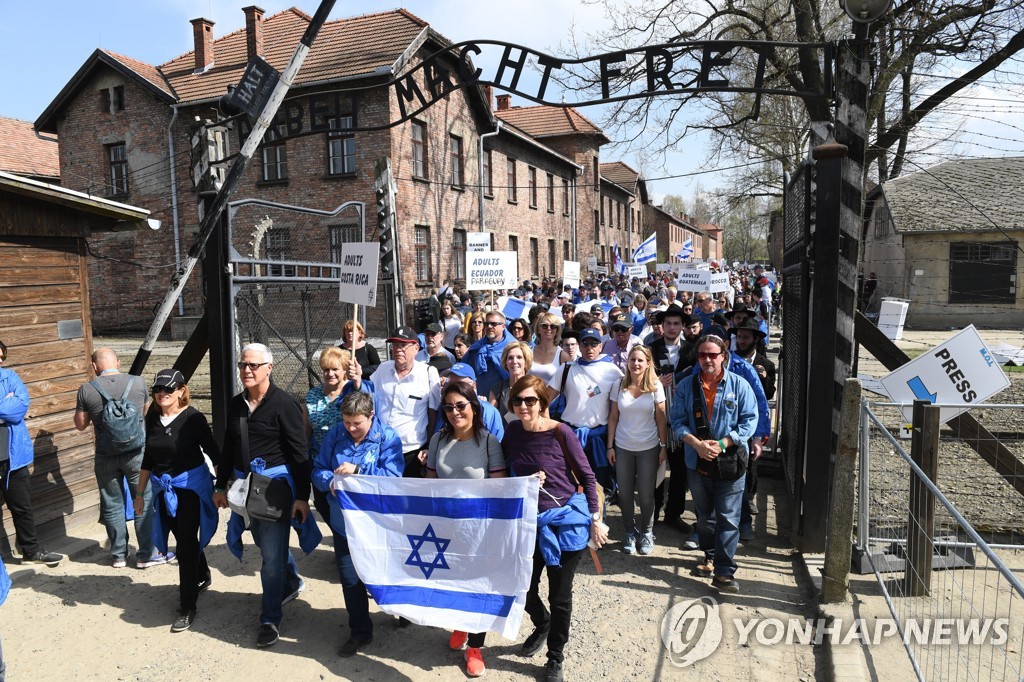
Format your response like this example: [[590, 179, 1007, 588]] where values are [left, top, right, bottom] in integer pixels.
[[502, 421, 599, 514]]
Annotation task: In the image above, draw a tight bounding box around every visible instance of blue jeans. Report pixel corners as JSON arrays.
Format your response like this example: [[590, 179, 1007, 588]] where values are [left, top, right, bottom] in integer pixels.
[[94, 451, 153, 560], [687, 469, 745, 578], [249, 517, 302, 627], [332, 532, 372, 640]]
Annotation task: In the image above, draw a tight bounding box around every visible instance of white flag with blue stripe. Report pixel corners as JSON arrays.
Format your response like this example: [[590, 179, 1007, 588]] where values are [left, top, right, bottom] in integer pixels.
[[337, 475, 539, 638], [678, 236, 694, 260], [632, 233, 657, 264]]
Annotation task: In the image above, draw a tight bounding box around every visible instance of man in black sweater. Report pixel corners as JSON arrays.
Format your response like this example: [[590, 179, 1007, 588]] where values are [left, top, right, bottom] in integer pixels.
[[213, 343, 310, 649]]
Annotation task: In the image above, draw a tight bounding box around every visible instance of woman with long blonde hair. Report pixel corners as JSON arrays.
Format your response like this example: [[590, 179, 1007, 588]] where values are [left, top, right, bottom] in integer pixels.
[[529, 312, 563, 384], [606, 345, 667, 556]]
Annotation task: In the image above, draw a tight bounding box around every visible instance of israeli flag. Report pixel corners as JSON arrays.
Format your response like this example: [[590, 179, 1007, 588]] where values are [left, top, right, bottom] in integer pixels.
[[678, 236, 694, 260], [632, 233, 657, 264], [337, 475, 539, 638]]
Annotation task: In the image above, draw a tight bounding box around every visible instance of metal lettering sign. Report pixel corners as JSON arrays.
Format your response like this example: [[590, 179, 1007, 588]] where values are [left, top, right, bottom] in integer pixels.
[[879, 325, 1011, 423], [224, 57, 280, 124], [338, 242, 380, 307]]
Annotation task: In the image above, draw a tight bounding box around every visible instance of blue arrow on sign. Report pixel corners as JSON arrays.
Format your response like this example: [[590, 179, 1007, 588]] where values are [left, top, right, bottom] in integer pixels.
[[907, 376, 937, 403]]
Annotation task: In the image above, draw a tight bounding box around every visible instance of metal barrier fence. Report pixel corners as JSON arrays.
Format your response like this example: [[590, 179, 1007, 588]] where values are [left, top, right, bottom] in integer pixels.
[[858, 401, 1024, 681]]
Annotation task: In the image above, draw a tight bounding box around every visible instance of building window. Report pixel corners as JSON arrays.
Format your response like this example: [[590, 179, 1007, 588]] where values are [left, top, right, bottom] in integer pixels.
[[874, 204, 892, 237], [528, 167, 538, 208], [547, 239, 556, 274], [949, 241, 1017, 304], [99, 86, 125, 114], [327, 116, 356, 176], [600, 198, 605, 225], [264, 227, 295, 276], [106, 143, 129, 197], [482, 149, 493, 197], [507, 157, 517, 203], [546, 173, 555, 212], [415, 226, 432, 281], [563, 240, 570, 260], [562, 178, 570, 215], [594, 211, 600, 243], [593, 157, 599, 191], [617, 203, 622, 228], [509, 235, 518, 253], [260, 123, 288, 182], [530, 238, 539, 277], [453, 229, 466, 280], [329, 224, 360, 263], [450, 134, 464, 188], [411, 121, 427, 179], [608, 199, 614, 228]]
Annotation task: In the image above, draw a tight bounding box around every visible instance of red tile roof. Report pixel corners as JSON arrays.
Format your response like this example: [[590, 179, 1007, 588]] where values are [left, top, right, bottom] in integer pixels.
[[0, 116, 59, 180], [600, 161, 640, 189], [160, 8, 429, 103], [100, 49, 175, 99], [496, 105, 608, 142]]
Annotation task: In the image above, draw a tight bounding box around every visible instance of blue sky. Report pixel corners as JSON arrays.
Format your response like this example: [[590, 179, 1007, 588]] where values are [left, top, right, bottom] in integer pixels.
[[3, 1, 1022, 203]]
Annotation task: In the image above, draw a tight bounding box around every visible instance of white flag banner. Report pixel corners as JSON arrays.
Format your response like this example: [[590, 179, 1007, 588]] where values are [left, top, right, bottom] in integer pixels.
[[337, 475, 539, 638]]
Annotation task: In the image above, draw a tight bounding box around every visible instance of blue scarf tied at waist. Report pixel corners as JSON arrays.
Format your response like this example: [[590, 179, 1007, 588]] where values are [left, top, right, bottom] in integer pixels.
[[149, 464, 218, 557], [226, 463, 323, 561], [0, 554, 9, 606], [572, 424, 609, 469], [536, 492, 591, 567]]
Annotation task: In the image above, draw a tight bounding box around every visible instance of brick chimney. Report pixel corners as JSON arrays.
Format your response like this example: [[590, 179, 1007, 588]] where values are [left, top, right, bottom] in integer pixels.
[[481, 85, 493, 111], [190, 18, 215, 73], [496, 94, 511, 111], [243, 5, 265, 61]]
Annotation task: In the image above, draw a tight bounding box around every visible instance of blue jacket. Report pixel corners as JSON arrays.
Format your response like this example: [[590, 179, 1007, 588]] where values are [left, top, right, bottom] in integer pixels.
[[462, 331, 512, 399], [313, 416, 404, 537], [690, 357, 770, 438], [0, 367, 32, 478], [536, 492, 591, 567], [149, 464, 218, 557], [671, 368, 758, 470]]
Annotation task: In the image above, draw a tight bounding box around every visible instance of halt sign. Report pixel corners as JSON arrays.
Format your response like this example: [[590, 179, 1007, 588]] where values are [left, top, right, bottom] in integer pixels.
[[338, 242, 380, 307], [563, 261, 581, 289], [467, 251, 518, 290], [879, 325, 1010, 423]]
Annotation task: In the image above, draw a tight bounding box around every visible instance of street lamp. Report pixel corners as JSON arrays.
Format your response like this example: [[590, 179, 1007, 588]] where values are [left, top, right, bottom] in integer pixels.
[[841, 0, 892, 23]]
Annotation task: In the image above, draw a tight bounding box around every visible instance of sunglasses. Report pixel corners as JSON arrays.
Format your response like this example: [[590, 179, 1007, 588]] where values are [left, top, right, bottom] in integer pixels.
[[539, 323, 558, 330], [581, 340, 602, 347], [152, 385, 178, 394], [697, 351, 723, 359], [442, 401, 471, 413], [472, 320, 485, 325], [511, 396, 540, 407], [237, 362, 270, 371], [484, 321, 502, 327]]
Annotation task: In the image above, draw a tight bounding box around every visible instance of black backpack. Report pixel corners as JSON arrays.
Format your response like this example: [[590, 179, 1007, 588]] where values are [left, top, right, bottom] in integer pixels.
[[91, 376, 146, 454]]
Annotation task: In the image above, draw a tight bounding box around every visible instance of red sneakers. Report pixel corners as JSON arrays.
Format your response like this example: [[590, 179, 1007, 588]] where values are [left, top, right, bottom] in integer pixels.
[[465, 647, 486, 677], [449, 630, 468, 650]]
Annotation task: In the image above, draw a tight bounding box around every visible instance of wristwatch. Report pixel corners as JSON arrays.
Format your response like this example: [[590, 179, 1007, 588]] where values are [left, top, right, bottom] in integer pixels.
[[591, 512, 602, 522]]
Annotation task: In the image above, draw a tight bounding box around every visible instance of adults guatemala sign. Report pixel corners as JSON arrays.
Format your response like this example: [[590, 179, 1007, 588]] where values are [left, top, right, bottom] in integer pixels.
[[879, 325, 1010, 423]]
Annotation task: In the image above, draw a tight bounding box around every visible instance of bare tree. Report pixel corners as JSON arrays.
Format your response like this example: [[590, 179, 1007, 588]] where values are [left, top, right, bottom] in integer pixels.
[[565, 0, 1024, 196]]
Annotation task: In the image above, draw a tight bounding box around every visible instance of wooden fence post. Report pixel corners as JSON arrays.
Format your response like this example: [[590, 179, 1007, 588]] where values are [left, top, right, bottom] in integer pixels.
[[905, 400, 940, 597]]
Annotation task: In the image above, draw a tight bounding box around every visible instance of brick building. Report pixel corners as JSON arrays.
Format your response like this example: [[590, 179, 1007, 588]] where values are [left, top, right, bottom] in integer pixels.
[[645, 205, 713, 264], [35, 6, 651, 333]]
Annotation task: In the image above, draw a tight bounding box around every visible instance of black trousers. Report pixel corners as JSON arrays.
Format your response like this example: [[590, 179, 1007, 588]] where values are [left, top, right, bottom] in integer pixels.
[[0, 462, 40, 556], [524, 544, 585, 663], [160, 488, 210, 611], [403, 448, 425, 478], [654, 442, 687, 522]]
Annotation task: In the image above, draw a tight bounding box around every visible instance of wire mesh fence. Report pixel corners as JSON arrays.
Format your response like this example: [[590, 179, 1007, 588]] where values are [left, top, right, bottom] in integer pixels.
[[859, 401, 1024, 681]]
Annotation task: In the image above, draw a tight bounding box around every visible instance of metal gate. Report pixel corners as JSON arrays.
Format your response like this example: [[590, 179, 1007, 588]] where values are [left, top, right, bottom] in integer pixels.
[[226, 197, 370, 400]]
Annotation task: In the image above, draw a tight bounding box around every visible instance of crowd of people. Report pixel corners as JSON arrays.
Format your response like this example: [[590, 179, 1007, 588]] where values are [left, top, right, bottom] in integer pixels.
[[0, 264, 779, 682]]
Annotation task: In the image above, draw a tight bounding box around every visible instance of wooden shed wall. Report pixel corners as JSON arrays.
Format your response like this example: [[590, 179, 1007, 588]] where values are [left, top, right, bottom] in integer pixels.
[[0, 235, 96, 551]]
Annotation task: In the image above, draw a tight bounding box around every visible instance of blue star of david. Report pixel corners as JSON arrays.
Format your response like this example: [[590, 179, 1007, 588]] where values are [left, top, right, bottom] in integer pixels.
[[405, 523, 451, 579]]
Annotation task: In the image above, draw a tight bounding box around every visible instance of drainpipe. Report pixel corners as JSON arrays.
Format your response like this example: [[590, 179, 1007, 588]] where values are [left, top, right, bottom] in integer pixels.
[[571, 169, 579, 260], [478, 122, 501, 231], [167, 105, 184, 315]]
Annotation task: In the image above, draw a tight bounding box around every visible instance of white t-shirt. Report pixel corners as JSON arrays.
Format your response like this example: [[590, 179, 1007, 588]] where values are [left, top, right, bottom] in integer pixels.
[[614, 383, 666, 451], [547, 359, 623, 428], [443, 316, 463, 347], [369, 360, 441, 452]]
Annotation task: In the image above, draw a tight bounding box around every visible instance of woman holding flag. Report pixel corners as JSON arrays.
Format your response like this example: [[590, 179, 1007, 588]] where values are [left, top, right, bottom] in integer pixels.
[[425, 381, 506, 677], [313, 391, 404, 657], [502, 375, 607, 682]]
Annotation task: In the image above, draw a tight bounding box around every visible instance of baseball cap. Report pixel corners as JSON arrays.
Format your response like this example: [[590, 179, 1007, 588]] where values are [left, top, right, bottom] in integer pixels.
[[153, 368, 185, 390], [579, 328, 603, 344], [387, 326, 419, 344], [611, 314, 632, 330], [425, 322, 444, 334], [448, 362, 477, 381]]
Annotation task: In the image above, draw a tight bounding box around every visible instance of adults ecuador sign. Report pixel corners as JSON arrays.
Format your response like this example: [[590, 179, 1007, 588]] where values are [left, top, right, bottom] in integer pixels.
[[879, 325, 1010, 423], [467, 251, 519, 290], [338, 242, 380, 306]]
